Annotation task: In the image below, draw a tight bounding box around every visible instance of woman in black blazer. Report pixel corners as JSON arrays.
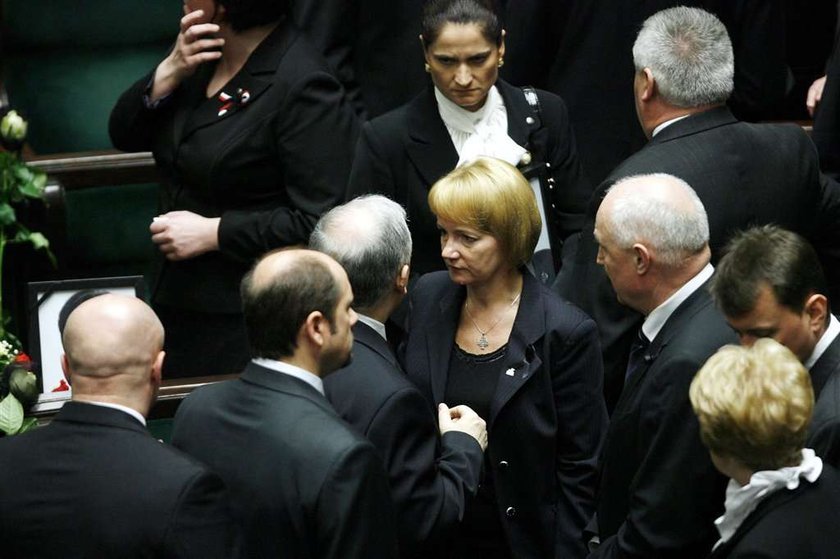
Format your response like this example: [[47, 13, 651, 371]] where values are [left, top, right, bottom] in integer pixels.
[[347, 0, 591, 280], [691, 340, 840, 559], [109, 0, 358, 377], [401, 157, 607, 559]]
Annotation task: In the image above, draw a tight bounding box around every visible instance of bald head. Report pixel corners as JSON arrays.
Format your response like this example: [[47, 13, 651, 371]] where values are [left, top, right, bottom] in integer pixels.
[[61, 294, 164, 407], [599, 173, 709, 267], [241, 249, 349, 360], [310, 195, 411, 310]]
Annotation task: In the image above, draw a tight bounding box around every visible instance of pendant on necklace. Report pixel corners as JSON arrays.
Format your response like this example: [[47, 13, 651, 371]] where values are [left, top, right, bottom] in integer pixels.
[[477, 334, 489, 351]]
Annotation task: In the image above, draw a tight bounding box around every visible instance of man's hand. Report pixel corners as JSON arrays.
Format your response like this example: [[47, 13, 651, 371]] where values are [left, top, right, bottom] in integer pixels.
[[438, 403, 488, 451], [150, 211, 220, 261], [150, 9, 224, 101], [807, 75, 827, 117]]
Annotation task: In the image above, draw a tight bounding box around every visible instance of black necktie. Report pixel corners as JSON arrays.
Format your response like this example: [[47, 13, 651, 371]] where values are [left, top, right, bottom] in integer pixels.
[[625, 329, 651, 381]]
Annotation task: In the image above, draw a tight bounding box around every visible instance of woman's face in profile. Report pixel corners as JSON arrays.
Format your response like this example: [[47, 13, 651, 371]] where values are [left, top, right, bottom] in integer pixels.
[[424, 22, 504, 112], [437, 217, 507, 285]]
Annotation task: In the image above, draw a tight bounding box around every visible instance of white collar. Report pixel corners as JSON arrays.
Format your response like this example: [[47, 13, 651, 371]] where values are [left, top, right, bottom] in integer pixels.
[[357, 314, 387, 341], [251, 358, 324, 395], [81, 401, 146, 426], [434, 85, 527, 167], [434, 84, 493, 130], [652, 114, 691, 137], [805, 314, 840, 370], [714, 449, 822, 547], [642, 263, 714, 342]]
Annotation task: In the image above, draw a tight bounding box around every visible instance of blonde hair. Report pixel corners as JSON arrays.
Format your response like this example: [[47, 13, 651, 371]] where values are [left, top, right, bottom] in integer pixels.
[[689, 339, 814, 471], [428, 157, 541, 267]]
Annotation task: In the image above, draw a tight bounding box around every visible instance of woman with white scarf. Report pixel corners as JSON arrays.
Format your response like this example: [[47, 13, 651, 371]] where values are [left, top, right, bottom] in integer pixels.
[[346, 0, 590, 282], [690, 339, 840, 559]]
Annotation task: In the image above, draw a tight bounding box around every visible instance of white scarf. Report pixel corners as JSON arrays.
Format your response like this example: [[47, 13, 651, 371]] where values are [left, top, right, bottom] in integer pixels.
[[713, 449, 823, 548], [434, 85, 527, 167]]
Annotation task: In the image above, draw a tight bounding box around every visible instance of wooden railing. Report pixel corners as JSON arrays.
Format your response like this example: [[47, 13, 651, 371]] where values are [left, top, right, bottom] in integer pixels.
[[27, 150, 159, 189]]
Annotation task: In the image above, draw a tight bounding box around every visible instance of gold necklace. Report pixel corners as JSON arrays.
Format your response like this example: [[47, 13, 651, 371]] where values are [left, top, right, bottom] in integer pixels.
[[464, 292, 522, 351]]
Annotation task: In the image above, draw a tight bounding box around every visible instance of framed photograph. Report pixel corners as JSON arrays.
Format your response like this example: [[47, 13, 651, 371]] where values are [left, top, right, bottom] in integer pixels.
[[27, 276, 145, 412]]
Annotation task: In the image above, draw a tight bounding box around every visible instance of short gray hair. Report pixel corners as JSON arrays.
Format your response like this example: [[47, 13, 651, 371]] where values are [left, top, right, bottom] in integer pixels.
[[633, 6, 734, 108], [606, 173, 709, 267], [310, 195, 412, 310]]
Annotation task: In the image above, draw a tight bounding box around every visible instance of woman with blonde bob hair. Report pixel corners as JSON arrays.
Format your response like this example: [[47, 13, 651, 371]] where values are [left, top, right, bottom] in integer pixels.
[[690, 339, 840, 559], [401, 157, 607, 559]]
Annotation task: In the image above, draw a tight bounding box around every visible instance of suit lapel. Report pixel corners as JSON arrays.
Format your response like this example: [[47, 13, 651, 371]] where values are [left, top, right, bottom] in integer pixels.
[[178, 22, 295, 143], [405, 88, 459, 188], [488, 273, 544, 427], [613, 281, 713, 410], [424, 285, 462, 404], [497, 80, 532, 149]]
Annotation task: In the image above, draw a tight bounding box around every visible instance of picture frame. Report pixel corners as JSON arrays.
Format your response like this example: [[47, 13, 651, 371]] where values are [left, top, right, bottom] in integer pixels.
[[27, 276, 145, 412]]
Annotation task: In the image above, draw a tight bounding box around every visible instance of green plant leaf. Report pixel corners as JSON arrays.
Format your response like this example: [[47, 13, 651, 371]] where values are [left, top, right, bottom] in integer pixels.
[[27, 232, 50, 251], [0, 393, 24, 435], [0, 203, 15, 226], [18, 171, 46, 198], [17, 416, 38, 434]]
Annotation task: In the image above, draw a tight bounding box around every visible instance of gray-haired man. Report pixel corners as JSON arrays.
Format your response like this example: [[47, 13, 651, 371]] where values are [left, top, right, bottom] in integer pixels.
[[310, 195, 487, 558]]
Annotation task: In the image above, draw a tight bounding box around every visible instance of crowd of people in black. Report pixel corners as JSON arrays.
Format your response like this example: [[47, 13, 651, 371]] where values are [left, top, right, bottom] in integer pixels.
[[2, 0, 840, 558]]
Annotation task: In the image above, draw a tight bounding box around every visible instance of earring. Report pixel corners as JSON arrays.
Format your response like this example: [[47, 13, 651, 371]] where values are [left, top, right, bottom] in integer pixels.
[[424, 63, 431, 73], [498, 57, 505, 68]]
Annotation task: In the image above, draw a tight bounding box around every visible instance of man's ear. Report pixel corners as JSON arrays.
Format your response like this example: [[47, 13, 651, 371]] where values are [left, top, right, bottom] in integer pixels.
[[397, 264, 410, 294], [640, 68, 656, 102], [303, 310, 328, 348], [151, 351, 165, 388], [61, 354, 72, 386], [804, 293, 829, 335], [633, 243, 651, 275]]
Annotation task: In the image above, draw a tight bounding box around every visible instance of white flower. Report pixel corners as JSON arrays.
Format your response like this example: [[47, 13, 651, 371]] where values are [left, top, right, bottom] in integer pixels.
[[0, 110, 27, 142]]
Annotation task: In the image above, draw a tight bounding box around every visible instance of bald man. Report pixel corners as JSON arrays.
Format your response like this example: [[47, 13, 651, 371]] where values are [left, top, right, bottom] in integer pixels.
[[172, 249, 399, 559], [0, 295, 236, 559], [589, 174, 736, 559]]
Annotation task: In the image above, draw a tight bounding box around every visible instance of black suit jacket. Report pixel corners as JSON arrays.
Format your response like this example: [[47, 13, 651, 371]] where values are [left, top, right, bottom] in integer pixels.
[[292, 0, 426, 119], [809, 332, 840, 468], [347, 80, 591, 276], [0, 402, 235, 558], [708, 465, 840, 559], [556, 107, 837, 413], [590, 282, 735, 559], [501, 0, 788, 186], [109, 21, 359, 313], [171, 362, 398, 559], [402, 271, 608, 559], [324, 321, 484, 557]]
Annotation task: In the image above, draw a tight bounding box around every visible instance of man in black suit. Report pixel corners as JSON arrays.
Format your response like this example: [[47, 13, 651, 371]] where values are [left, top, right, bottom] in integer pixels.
[[501, 0, 787, 186], [555, 6, 839, 413], [710, 226, 840, 468], [309, 194, 487, 557], [0, 294, 236, 558], [171, 249, 398, 559], [589, 173, 735, 558]]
